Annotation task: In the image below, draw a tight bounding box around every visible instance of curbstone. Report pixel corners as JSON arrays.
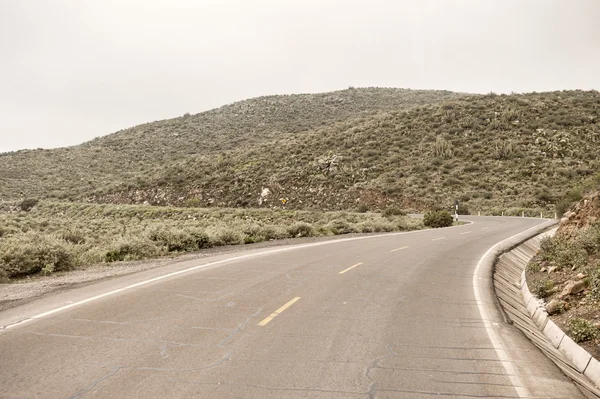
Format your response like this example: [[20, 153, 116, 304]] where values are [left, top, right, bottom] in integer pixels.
[[585, 358, 600, 386], [526, 295, 541, 317], [510, 225, 600, 392], [543, 319, 565, 349], [558, 334, 592, 374], [532, 307, 548, 329]]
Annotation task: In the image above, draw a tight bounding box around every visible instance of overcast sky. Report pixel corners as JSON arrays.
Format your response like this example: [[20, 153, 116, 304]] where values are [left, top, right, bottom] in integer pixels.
[[1, 0, 599, 153]]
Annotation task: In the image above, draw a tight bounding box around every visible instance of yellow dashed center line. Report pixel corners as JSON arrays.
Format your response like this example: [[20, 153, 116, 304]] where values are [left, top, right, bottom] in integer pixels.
[[258, 297, 301, 326], [432, 237, 446, 241], [390, 246, 409, 253], [338, 262, 364, 275]]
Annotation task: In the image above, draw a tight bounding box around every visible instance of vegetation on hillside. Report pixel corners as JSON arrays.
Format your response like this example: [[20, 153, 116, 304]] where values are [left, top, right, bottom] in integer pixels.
[[0, 88, 460, 202], [0, 201, 422, 281], [89, 90, 600, 213], [2, 89, 598, 214]]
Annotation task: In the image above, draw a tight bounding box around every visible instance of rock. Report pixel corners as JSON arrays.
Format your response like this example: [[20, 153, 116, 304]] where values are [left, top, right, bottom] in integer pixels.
[[577, 273, 587, 279], [548, 266, 559, 274], [546, 299, 562, 315], [559, 280, 586, 298], [540, 267, 547, 273]]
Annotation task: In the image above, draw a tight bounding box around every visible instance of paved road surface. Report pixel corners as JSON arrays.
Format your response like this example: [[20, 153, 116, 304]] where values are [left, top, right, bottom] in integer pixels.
[[0, 217, 586, 398]]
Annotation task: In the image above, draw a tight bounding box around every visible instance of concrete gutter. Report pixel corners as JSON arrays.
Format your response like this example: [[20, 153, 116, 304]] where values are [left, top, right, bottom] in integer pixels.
[[493, 224, 600, 398]]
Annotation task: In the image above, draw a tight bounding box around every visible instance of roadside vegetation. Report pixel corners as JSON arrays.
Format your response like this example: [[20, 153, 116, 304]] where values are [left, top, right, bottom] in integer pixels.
[[0, 201, 422, 281], [527, 180, 600, 358]]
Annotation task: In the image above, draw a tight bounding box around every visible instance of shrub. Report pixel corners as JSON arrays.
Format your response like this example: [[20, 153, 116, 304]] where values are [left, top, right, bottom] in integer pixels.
[[105, 236, 159, 262], [356, 204, 369, 213], [0, 232, 77, 277], [587, 264, 600, 299], [208, 227, 245, 246], [148, 227, 206, 252], [567, 318, 598, 343], [456, 203, 470, 215], [19, 198, 39, 212], [382, 206, 406, 217], [531, 278, 554, 298], [326, 220, 358, 235], [423, 210, 453, 228], [61, 229, 87, 244], [287, 222, 315, 237]]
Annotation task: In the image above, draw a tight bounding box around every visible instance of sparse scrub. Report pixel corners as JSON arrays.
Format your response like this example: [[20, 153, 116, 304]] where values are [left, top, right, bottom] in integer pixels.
[[382, 206, 406, 217], [567, 318, 598, 343], [531, 278, 555, 298], [0, 232, 77, 278], [0, 201, 424, 279]]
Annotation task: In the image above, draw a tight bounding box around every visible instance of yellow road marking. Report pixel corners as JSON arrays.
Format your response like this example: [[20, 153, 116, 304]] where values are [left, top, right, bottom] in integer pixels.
[[258, 297, 301, 326], [390, 246, 409, 253], [460, 231, 472, 235], [432, 237, 446, 241], [338, 262, 364, 275]]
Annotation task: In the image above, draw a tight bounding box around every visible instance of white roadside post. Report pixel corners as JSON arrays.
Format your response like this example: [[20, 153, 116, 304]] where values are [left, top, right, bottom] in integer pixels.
[[454, 201, 459, 222]]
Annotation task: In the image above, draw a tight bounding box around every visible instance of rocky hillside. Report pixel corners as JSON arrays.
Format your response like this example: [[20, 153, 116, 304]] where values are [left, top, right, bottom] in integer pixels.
[[89, 90, 600, 212], [0, 88, 460, 202], [1, 88, 599, 213], [527, 187, 600, 358]]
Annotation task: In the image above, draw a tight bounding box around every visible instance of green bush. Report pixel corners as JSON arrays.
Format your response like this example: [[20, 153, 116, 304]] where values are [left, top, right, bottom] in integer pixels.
[[61, 229, 87, 245], [531, 278, 554, 298], [208, 227, 244, 246], [587, 265, 600, 299], [423, 210, 453, 228], [287, 222, 315, 237], [555, 188, 583, 216], [456, 203, 470, 215], [148, 227, 208, 252], [382, 206, 407, 217], [0, 232, 77, 277], [567, 318, 598, 343], [19, 198, 39, 212], [105, 236, 159, 262]]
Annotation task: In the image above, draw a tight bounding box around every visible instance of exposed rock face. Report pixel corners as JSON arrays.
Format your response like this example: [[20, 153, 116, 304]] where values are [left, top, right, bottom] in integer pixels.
[[558, 192, 600, 239], [558, 280, 586, 299], [546, 299, 562, 315]]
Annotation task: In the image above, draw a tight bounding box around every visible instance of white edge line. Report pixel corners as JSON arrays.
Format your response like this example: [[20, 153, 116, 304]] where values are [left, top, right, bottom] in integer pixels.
[[3, 219, 475, 330], [472, 219, 551, 398]]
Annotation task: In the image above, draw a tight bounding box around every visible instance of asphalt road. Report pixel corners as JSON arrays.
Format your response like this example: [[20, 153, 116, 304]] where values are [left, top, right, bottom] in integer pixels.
[[0, 217, 586, 398]]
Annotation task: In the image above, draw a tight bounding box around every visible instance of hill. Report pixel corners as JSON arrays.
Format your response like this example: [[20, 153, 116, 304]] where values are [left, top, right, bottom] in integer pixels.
[[88, 90, 600, 213], [0, 88, 460, 202]]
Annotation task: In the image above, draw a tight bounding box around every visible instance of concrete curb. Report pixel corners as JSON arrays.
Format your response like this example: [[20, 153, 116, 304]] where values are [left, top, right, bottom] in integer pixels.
[[522, 263, 600, 384], [494, 225, 600, 396]]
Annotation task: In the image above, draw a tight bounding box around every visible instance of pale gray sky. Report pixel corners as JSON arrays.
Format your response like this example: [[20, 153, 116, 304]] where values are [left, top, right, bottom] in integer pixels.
[[1, 0, 599, 153]]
